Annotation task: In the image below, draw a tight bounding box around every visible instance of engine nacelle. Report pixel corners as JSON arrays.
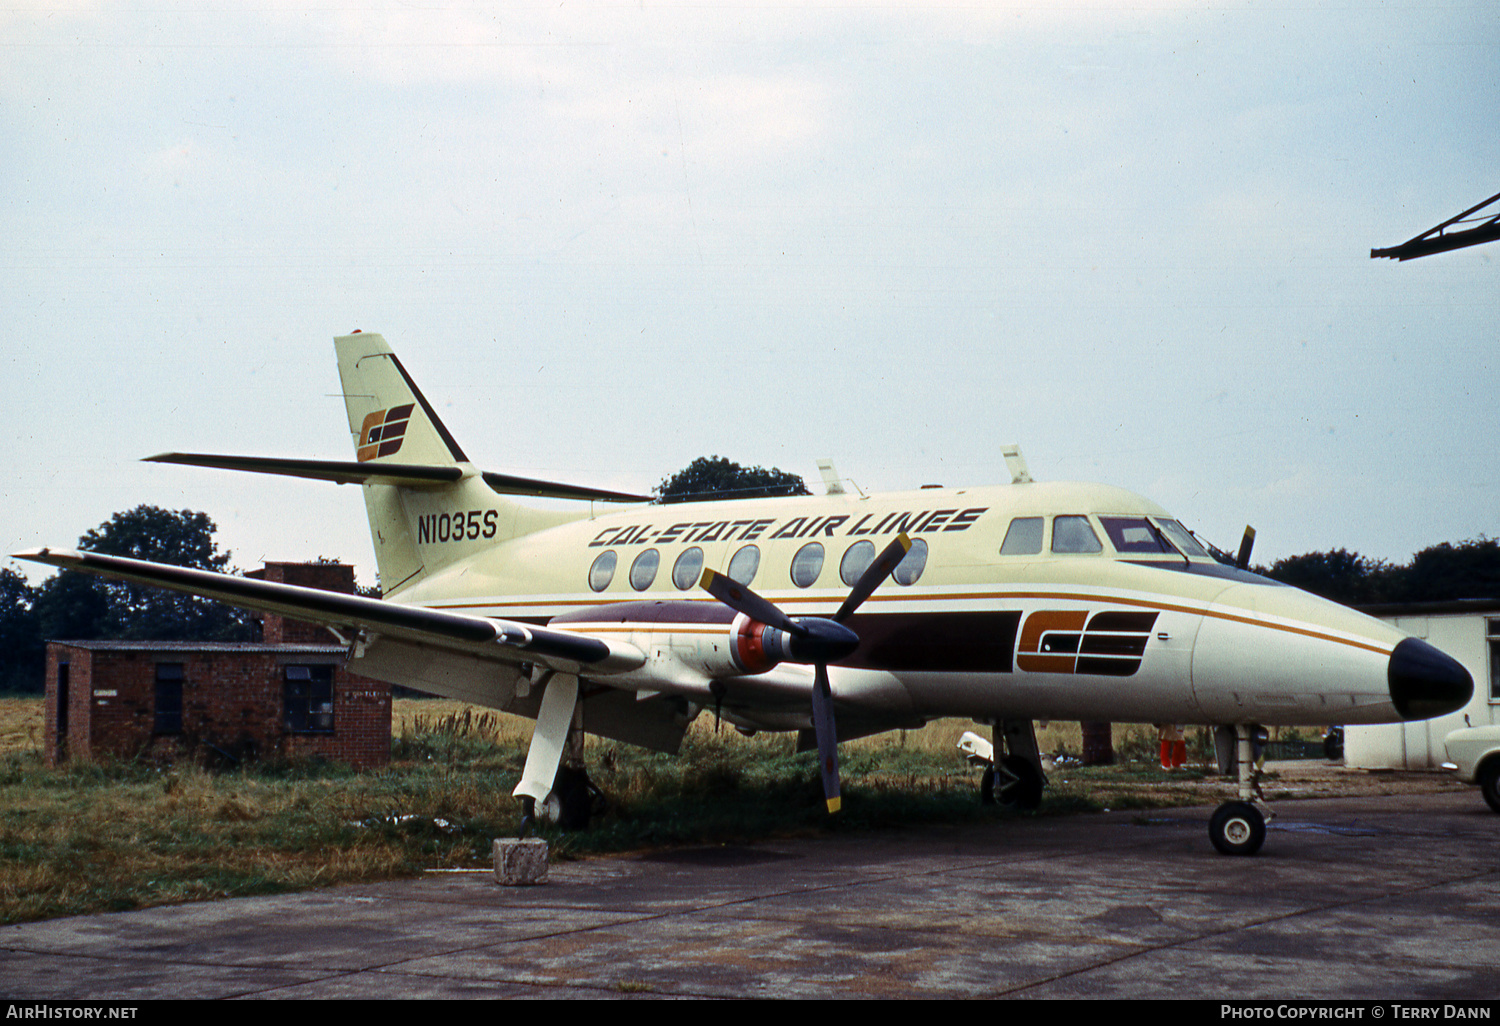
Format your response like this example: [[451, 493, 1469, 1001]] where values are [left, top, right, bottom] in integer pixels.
[[729, 611, 798, 674], [547, 600, 858, 684]]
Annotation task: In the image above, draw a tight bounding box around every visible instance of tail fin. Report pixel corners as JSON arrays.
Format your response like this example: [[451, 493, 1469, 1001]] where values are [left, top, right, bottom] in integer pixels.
[[336, 333, 522, 595], [337, 332, 469, 467]]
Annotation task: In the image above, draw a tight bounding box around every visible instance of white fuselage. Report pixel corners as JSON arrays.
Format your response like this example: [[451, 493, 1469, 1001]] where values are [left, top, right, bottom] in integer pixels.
[[389, 479, 1413, 731]]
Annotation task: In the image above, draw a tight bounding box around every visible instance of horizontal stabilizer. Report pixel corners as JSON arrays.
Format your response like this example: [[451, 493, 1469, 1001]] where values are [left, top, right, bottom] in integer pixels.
[[145, 453, 650, 502], [478, 470, 649, 504], [13, 548, 640, 673], [146, 453, 461, 487]]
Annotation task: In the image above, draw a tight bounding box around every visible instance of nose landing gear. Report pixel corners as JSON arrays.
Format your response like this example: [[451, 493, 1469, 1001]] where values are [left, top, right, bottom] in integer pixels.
[[1209, 800, 1266, 856], [1209, 724, 1272, 856]]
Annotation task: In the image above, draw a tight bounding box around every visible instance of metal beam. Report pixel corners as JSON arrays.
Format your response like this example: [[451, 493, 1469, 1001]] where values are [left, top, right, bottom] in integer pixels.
[[1372, 190, 1500, 261]]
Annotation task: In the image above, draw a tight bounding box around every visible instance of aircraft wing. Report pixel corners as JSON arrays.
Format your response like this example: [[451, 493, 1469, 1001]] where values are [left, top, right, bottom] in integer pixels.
[[12, 548, 645, 677]]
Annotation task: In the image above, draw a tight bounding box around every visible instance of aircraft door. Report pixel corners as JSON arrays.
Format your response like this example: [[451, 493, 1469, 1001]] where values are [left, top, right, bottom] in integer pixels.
[[1138, 605, 1205, 722]]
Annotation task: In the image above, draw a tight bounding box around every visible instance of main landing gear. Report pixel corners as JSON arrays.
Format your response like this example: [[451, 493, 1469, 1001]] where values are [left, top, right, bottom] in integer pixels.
[[513, 671, 603, 836], [971, 720, 1046, 811], [1208, 724, 1272, 856]]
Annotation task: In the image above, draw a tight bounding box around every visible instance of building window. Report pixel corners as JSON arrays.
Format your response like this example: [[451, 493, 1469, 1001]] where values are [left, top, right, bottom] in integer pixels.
[[1489, 619, 1499, 703], [284, 665, 334, 733], [154, 663, 184, 735]]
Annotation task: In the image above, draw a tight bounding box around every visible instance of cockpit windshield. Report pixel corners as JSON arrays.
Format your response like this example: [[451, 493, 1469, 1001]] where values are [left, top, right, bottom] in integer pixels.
[[1152, 518, 1211, 559], [1100, 515, 1212, 560], [1099, 516, 1174, 554]]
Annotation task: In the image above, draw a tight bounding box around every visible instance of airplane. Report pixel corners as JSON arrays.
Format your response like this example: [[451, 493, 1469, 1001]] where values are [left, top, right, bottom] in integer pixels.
[[16, 332, 1474, 856]]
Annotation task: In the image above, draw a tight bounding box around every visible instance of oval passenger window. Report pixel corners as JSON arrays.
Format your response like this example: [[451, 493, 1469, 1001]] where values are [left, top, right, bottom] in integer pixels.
[[791, 542, 824, 588], [588, 550, 617, 592], [727, 545, 760, 586], [672, 547, 705, 590], [629, 548, 660, 591], [840, 540, 876, 586], [893, 538, 928, 586]]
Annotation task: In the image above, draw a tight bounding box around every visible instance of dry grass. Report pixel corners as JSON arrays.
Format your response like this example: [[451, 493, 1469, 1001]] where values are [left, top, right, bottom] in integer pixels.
[[388, 698, 1113, 761], [0, 697, 43, 756], [1, 695, 1192, 763], [392, 698, 531, 744]]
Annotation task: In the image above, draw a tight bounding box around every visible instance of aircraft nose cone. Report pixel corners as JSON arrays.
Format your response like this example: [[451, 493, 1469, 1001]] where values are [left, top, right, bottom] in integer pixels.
[[1388, 637, 1472, 720]]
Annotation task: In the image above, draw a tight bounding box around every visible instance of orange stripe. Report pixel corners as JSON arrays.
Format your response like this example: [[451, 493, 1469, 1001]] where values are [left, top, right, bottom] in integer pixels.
[[430, 588, 1394, 658]]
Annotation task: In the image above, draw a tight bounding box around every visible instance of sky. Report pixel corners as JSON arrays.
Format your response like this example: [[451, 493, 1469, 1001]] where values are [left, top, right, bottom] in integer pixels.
[[3, 1, 1497, 591]]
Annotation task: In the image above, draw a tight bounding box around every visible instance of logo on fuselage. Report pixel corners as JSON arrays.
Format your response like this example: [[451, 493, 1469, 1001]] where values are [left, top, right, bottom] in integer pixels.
[[1016, 610, 1159, 677], [357, 405, 415, 462]]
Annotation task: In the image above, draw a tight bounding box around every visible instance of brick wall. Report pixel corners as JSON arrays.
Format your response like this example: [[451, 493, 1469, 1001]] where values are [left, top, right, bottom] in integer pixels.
[[44, 643, 391, 770], [250, 562, 358, 645]]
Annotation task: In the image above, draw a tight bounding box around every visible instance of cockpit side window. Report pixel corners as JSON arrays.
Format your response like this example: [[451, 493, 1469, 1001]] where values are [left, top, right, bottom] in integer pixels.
[[1000, 517, 1044, 555], [1051, 515, 1102, 554], [1100, 516, 1173, 555]]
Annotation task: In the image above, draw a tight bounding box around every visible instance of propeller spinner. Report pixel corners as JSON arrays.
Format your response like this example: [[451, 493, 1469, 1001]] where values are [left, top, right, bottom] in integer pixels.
[[700, 533, 913, 813]]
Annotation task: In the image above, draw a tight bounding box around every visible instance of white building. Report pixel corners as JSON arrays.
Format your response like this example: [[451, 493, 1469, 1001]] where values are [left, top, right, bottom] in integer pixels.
[[1344, 600, 1500, 770]]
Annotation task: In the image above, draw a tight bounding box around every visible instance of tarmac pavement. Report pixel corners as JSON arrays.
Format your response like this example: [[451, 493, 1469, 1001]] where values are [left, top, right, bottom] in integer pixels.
[[3, 787, 1498, 1000]]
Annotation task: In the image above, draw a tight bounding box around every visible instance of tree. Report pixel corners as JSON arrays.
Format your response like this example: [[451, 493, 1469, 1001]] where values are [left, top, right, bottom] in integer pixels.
[[1263, 549, 1392, 606], [0, 568, 43, 693], [654, 456, 810, 504], [1262, 537, 1500, 606], [1389, 538, 1500, 603], [34, 506, 257, 643]]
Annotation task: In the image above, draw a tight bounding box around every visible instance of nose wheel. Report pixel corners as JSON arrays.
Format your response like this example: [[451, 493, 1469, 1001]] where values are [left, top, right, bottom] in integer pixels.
[[1209, 800, 1265, 856], [1209, 723, 1272, 855]]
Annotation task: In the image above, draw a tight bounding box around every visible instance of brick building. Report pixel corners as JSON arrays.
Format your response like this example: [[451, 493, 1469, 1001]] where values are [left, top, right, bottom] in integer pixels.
[[43, 562, 391, 770]]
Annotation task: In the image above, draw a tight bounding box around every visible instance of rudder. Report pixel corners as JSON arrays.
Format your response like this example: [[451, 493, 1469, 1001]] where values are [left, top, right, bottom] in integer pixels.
[[337, 332, 467, 467], [335, 333, 517, 596]]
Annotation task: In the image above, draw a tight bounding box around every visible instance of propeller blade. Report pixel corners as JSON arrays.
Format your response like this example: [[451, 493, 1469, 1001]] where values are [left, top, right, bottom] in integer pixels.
[[811, 663, 841, 813], [834, 533, 912, 623], [1235, 526, 1256, 570], [699, 568, 805, 636]]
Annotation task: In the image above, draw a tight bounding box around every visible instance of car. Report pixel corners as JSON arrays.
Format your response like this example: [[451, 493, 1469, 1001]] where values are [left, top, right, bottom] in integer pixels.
[[1442, 725, 1500, 813], [1322, 726, 1344, 761]]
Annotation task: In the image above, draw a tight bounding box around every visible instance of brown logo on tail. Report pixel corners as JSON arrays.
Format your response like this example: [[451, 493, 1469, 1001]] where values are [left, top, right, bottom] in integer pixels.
[[356, 404, 415, 461]]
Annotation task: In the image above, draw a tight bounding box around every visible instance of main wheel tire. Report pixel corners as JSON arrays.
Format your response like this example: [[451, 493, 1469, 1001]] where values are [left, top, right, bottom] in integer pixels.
[[1209, 801, 1266, 856], [1478, 761, 1500, 815], [998, 755, 1043, 811], [979, 766, 996, 805], [553, 765, 595, 830]]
